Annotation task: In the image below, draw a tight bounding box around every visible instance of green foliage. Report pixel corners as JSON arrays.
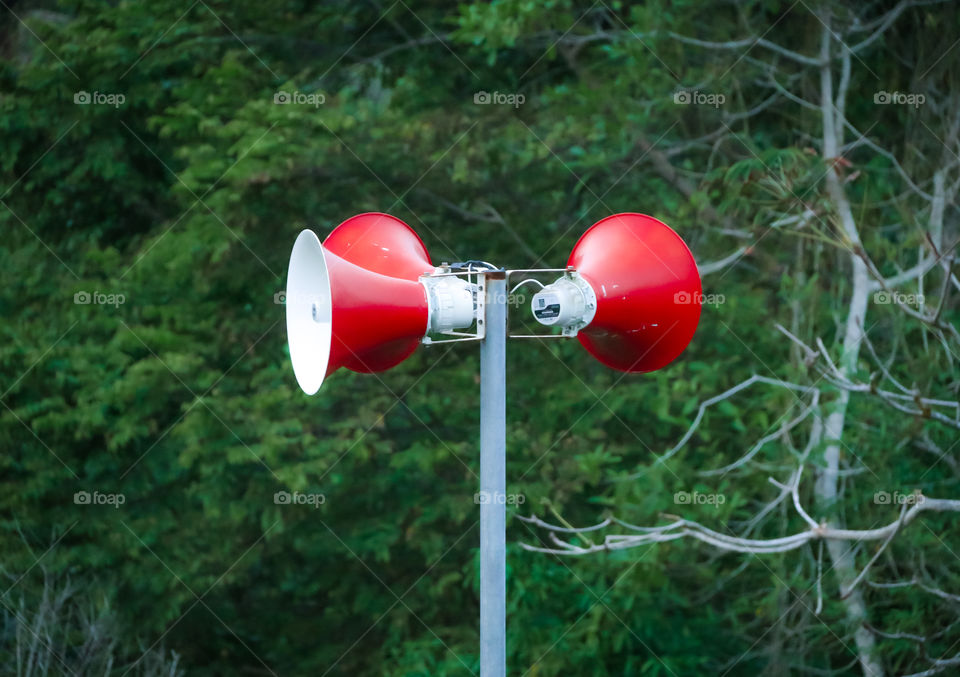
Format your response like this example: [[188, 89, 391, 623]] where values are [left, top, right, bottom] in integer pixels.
[[2, 1, 959, 675]]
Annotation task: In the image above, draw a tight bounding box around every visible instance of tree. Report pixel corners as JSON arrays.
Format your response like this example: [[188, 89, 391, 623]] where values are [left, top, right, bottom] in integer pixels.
[[2, 0, 958, 675], [522, 2, 960, 675]]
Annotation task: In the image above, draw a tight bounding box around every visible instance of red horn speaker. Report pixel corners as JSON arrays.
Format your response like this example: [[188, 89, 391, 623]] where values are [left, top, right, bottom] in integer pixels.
[[287, 213, 475, 395], [531, 213, 702, 372]]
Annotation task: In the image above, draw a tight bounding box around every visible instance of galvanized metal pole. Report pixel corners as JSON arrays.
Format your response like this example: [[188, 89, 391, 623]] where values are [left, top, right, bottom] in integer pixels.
[[480, 272, 506, 677]]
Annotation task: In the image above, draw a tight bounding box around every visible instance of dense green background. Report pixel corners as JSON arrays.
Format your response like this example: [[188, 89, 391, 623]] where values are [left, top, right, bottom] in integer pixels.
[[2, 1, 959, 675]]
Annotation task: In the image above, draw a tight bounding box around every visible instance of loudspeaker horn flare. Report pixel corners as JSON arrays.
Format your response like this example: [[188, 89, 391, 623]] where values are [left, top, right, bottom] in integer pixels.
[[285, 214, 443, 395], [531, 213, 702, 372]]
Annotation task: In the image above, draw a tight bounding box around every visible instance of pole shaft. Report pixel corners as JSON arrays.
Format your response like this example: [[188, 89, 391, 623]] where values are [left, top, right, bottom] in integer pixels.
[[480, 274, 506, 677]]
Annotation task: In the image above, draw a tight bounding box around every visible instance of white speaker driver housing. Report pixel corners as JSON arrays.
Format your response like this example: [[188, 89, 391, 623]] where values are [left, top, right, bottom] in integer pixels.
[[422, 275, 475, 333], [531, 272, 597, 336]]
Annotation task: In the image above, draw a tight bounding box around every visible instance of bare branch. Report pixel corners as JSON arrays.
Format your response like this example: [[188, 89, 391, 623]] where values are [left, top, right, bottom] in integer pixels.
[[841, 500, 910, 599], [867, 577, 960, 604], [621, 375, 819, 476], [847, 0, 950, 54], [520, 497, 960, 556], [698, 246, 748, 276], [666, 32, 823, 66], [700, 390, 820, 476], [514, 514, 611, 533]]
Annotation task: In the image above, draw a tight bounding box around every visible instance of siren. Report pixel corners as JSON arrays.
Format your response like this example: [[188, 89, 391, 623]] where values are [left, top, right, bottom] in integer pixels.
[[285, 213, 474, 394], [530, 213, 701, 372], [283, 210, 703, 677]]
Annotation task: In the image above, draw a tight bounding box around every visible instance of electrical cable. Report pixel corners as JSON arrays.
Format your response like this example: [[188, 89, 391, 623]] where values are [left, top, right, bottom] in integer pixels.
[[449, 260, 501, 272], [509, 279, 545, 294]]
